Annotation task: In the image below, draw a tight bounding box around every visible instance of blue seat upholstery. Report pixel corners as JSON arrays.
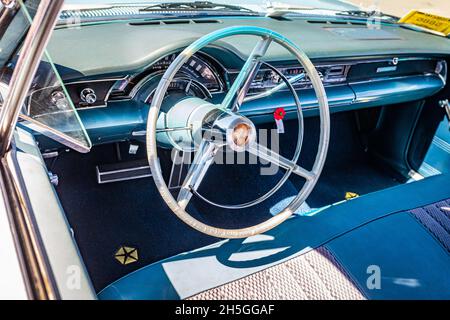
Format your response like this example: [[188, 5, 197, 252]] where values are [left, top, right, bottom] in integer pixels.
[[99, 174, 450, 300]]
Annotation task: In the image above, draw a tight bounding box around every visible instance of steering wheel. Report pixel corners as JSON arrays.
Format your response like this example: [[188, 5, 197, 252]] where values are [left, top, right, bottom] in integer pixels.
[[146, 26, 330, 239]]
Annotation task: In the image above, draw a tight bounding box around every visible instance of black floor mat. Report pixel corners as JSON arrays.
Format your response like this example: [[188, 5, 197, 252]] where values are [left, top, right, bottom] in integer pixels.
[[306, 159, 400, 207], [286, 112, 401, 207], [49, 144, 298, 292], [50, 146, 217, 292]]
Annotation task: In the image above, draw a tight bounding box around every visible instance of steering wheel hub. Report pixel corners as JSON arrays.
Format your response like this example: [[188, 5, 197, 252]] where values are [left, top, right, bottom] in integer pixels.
[[211, 112, 256, 152], [232, 123, 252, 148]]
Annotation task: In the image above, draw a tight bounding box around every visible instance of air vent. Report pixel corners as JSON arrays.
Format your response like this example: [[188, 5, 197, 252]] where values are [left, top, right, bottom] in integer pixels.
[[328, 66, 346, 76], [324, 65, 348, 83], [163, 20, 191, 25], [130, 20, 161, 25], [349, 21, 366, 26], [307, 20, 328, 24], [192, 19, 221, 24], [108, 90, 129, 100], [60, 6, 144, 20], [129, 19, 221, 26]]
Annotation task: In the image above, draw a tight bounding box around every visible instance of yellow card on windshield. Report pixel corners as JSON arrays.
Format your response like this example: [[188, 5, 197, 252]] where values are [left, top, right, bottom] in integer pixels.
[[399, 10, 450, 36]]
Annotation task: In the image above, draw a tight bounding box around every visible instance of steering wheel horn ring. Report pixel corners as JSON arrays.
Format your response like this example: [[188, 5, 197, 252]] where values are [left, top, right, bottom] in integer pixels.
[[146, 26, 330, 239]]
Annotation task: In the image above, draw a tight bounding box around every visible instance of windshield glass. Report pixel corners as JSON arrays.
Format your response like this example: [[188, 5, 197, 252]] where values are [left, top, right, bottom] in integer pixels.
[[62, 0, 358, 14], [0, 1, 39, 68], [63, 1, 450, 18]]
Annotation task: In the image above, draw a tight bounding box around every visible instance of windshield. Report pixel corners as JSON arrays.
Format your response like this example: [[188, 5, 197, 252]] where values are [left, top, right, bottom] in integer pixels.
[[57, 0, 390, 26], [63, 0, 359, 14], [63, 1, 450, 19]]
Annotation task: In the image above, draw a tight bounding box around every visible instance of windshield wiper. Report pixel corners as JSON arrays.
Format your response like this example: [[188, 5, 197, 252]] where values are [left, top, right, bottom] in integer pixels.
[[266, 6, 397, 22], [140, 1, 257, 14], [336, 10, 398, 21]]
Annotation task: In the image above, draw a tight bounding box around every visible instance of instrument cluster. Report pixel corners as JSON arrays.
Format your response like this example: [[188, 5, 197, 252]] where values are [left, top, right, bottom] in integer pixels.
[[27, 54, 351, 115], [147, 53, 224, 93], [236, 64, 350, 95]]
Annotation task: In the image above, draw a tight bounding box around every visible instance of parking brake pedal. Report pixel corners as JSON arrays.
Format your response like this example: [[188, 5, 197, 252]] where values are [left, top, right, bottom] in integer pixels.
[[96, 159, 151, 184]]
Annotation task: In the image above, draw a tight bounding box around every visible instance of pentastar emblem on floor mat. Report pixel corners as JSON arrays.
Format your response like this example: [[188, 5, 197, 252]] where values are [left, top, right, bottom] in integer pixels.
[[114, 246, 139, 265], [345, 192, 359, 200]]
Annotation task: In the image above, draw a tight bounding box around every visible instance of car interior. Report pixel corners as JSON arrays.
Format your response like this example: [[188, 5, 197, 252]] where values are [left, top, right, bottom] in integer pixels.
[[1, 1, 450, 300]]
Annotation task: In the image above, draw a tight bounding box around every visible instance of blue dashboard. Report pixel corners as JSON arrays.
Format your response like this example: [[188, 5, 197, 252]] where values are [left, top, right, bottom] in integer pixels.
[[31, 53, 446, 149], [25, 16, 450, 151]]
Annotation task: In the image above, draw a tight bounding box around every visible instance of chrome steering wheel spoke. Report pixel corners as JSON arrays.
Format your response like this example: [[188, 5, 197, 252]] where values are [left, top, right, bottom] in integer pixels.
[[247, 142, 315, 181], [177, 139, 218, 209], [220, 37, 272, 112]]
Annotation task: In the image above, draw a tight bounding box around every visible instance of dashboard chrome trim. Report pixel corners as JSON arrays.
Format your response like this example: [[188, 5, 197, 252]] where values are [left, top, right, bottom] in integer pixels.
[[28, 55, 444, 114], [224, 56, 437, 74], [238, 73, 446, 117], [436, 60, 448, 85], [27, 77, 126, 113]]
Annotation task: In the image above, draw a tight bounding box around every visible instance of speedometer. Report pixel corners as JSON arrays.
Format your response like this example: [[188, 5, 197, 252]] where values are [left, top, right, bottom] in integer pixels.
[[146, 77, 210, 105], [150, 53, 223, 92]]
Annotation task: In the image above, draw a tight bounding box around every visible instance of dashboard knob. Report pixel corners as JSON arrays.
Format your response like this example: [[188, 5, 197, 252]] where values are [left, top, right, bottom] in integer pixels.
[[51, 91, 68, 109], [80, 88, 97, 105]]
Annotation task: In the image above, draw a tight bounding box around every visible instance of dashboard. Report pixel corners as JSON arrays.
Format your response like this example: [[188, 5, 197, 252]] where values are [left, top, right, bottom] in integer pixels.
[[29, 53, 224, 112], [26, 49, 448, 150], [33, 53, 447, 109]]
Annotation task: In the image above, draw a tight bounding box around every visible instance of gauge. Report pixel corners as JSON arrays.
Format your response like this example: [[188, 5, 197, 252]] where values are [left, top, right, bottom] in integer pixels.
[[167, 77, 209, 97], [149, 53, 222, 92], [146, 77, 211, 105], [268, 70, 282, 84], [244, 65, 330, 95], [150, 53, 178, 71]]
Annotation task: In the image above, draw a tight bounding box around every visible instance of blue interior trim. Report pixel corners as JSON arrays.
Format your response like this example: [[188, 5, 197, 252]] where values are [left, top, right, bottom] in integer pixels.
[[326, 212, 450, 299], [419, 118, 450, 176], [98, 173, 450, 300]]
